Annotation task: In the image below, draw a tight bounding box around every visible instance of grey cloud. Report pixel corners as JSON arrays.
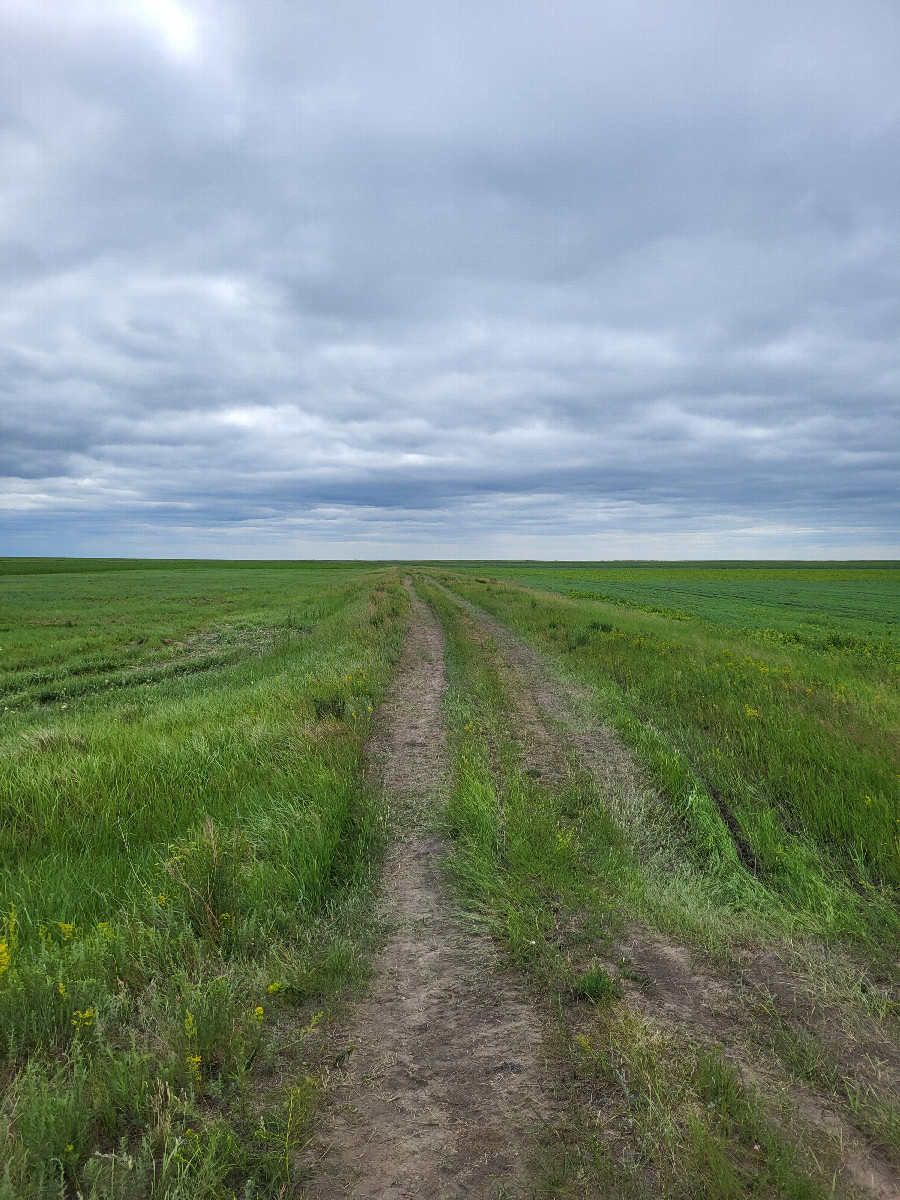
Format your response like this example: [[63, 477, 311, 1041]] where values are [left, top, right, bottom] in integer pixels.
[[1, 0, 898, 557]]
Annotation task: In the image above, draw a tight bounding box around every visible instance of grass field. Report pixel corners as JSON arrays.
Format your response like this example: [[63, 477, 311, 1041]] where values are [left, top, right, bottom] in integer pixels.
[[0, 558, 897, 1198], [0, 559, 406, 1196], [446, 561, 900, 660], [419, 564, 900, 1196], [438, 562, 900, 941]]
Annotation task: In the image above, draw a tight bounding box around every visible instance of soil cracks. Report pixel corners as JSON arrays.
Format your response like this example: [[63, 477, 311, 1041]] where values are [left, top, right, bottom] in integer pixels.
[[304, 585, 558, 1199]]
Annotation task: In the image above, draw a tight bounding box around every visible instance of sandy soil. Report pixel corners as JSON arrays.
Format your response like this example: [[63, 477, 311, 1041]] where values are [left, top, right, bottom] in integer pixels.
[[303, 585, 559, 1199]]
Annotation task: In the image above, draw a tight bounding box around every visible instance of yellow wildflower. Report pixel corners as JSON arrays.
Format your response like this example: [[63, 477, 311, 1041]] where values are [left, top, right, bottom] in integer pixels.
[[303, 1010, 323, 1038], [156, 894, 167, 907], [267, 981, 282, 994], [184, 1010, 197, 1038], [58, 922, 76, 940], [745, 705, 760, 719], [58, 981, 68, 998], [0, 940, 9, 976], [71, 1007, 96, 1029], [254, 1006, 264, 1023]]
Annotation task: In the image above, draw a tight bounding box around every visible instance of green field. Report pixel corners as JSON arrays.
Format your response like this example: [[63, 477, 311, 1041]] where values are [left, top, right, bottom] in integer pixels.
[[447, 560, 900, 656], [0, 558, 898, 1198], [437, 563, 900, 938], [421, 563, 900, 1196], [0, 559, 406, 1196]]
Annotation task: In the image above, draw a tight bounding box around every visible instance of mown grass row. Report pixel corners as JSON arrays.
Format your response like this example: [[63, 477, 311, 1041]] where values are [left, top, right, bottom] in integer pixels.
[[430, 572, 900, 953], [0, 562, 364, 699], [418, 576, 844, 1199], [0, 567, 406, 1198]]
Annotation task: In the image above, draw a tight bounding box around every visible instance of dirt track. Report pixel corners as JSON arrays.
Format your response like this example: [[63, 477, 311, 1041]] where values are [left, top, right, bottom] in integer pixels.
[[305, 580, 899, 1200], [304, 586, 558, 1199]]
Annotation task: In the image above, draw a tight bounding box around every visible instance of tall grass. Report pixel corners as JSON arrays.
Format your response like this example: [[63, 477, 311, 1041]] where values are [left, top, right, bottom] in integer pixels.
[[433, 572, 900, 949], [420, 577, 841, 1200], [0, 565, 406, 1198]]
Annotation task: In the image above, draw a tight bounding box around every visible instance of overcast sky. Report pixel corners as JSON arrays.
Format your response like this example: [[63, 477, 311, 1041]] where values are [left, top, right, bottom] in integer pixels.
[[2, 1, 898, 559]]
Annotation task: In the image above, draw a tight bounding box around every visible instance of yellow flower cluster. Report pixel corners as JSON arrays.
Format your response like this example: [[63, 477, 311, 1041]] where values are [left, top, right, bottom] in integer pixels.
[[71, 1007, 96, 1030], [0, 908, 16, 977], [556, 827, 574, 851]]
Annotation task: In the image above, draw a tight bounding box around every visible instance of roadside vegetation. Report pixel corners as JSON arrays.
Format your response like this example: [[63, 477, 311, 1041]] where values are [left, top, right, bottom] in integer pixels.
[[418, 566, 900, 1198], [0, 560, 406, 1198], [434, 565, 900, 948], [2, 556, 898, 1198]]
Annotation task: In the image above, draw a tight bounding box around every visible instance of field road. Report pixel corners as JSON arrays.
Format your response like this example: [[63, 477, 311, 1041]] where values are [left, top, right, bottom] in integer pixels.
[[304, 584, 560, 1199]]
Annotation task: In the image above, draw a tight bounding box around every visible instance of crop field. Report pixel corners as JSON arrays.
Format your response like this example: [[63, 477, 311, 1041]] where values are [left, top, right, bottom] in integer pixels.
[[0, 558, 898, 1198], [447, 561, 900, 656]]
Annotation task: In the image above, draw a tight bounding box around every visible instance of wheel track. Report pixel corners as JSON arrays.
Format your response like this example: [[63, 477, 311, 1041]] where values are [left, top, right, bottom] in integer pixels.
[[304, 583, 559, 1199]]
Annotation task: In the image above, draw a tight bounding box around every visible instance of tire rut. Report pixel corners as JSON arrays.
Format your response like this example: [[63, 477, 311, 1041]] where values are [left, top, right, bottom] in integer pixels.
[[304, 584, 558, 1199]]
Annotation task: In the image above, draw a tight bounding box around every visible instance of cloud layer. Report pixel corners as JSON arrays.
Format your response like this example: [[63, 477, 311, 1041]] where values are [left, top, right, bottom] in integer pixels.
[[2, 0, 898, 557]]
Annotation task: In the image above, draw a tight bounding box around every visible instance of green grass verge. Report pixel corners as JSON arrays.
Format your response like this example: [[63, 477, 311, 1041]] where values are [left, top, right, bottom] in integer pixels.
[[428, 571, 900, 954], [419, 576, 845, 1198], [0, 565, 406, 1198]]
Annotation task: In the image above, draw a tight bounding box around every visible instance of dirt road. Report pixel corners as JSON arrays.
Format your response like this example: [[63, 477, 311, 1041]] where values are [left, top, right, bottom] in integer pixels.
[[304, 586, 558, 1199]]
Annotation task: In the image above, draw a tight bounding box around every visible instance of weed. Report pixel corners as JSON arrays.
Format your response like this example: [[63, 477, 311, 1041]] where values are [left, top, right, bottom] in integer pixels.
[[572, 965, 620, 1004]]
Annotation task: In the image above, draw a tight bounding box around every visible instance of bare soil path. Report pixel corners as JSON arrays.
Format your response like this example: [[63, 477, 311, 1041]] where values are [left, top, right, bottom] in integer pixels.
[[304, 584, 558, 1199]]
